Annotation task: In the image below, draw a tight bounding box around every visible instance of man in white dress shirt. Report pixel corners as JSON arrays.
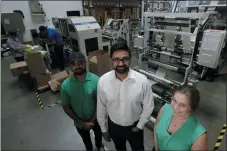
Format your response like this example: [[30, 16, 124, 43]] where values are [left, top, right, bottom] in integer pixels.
[[97, 39, 154, 150]]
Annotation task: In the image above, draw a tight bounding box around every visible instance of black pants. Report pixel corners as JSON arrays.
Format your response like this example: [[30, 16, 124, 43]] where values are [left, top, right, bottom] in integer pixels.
[[108, 118, 144, 151], [15, 56, 24, 62], [76, 121, 103, 151], [49, 48, 57, 69], [54, 45, 64, 70]]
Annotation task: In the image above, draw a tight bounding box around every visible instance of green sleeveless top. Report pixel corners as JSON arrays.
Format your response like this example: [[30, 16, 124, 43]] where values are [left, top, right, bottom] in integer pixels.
[[155, 104, 206, 150]]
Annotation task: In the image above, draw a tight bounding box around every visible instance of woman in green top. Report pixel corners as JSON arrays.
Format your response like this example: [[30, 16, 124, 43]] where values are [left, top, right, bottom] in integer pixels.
[[154, 85, 208, 151]]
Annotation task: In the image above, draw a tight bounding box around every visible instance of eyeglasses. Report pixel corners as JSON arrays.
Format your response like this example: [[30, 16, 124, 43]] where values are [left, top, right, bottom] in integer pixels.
[[112, 57, 130, 64]]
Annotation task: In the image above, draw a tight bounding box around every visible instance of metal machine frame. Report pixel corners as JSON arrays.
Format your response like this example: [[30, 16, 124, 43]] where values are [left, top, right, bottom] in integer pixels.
[[133, 12, 220, 122], [136, 12, 210, 86], [52, 16, 105, 70], [129, 20, 142, 49], [102, 19, 130, 47], [52, 16, 103, 61]]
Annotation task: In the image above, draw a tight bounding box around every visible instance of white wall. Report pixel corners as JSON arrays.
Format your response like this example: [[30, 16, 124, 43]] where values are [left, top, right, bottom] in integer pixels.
[[1, 1, 83, 41]]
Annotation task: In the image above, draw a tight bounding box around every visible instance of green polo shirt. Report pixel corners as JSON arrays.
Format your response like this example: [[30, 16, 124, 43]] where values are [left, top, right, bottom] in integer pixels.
[[60, 71, 99, 128]]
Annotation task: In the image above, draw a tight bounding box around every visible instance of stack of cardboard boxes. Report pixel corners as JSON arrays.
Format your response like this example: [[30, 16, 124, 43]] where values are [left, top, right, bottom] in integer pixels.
[[10, 61, 28, 77], [10, 50, 113, 91], [25, 52, 52, 90], [48, 50, 112, 91]]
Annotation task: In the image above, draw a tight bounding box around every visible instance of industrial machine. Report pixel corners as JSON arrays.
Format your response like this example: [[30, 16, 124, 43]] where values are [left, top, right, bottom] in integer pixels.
[[1, 13, 25, 41], [102, 19, 130, 47], [52, 17, 140, 55], [133, 12, 226, 122], [129, 20, 142, 49], [52, 16, 103, 59], [191, 7, 227, 81]]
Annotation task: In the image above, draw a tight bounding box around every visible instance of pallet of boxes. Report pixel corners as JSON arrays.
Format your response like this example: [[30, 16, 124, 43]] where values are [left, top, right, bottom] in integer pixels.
[[10, 61, 29, 77], [25, 52, 72, 92], [25, 52, 51, 91], [48, 50, 113, 91], [9, 45, 71, 92], [10, 49, 112, 92], [9, 53, 51, 91], [25, 46, 72, 91]]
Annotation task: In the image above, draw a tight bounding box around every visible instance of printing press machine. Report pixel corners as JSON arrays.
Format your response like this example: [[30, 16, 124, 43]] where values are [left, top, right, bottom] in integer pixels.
[[133, 12, 226, 122], [52, 16, 106, 58], [52, 17, 141, 57]]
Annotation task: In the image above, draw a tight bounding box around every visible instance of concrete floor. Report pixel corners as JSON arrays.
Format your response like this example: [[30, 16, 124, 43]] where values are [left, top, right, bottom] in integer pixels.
[[1, 54, 226, 150]]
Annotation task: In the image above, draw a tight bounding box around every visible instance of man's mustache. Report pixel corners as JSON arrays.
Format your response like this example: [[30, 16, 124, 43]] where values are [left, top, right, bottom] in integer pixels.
[[116, 65, 127, 68], [75, 68, 83, 71]]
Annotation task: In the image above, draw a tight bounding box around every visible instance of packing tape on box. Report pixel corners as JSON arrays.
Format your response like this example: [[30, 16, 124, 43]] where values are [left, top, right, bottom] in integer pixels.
[[213, 124, 227, 151]]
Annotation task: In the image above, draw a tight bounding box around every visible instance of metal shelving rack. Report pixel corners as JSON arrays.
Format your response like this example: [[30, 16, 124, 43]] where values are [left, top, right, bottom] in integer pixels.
[[83, 0, 142, 27]]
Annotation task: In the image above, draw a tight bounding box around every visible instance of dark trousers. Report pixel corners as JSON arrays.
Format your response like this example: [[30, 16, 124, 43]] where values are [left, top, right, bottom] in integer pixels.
[[76, 121, 103, 151], [15, 56, 24, 62], [49, 48, 58, 69], [108, 118, 144, 151], [54, 45, 64, 70]]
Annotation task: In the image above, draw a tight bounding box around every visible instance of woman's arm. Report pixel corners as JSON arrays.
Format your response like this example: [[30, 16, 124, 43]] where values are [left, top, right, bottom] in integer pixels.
[[191, 133, 208, 151], [153, 106, 164, 151]]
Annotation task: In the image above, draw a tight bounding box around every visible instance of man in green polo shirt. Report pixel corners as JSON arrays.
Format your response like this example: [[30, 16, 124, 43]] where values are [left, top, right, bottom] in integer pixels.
[[60, 52, 103, 151]]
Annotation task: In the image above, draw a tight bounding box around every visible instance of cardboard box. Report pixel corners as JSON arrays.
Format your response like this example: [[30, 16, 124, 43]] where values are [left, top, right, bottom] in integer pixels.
[[25, 52, 47, 77], [10, 61, 28, 77], [49, 70, 73, 92], [88, 50, 112, 76], [51, 71, 69, 84], [35, 73, 51, 88], [68, 71, 73, 76]]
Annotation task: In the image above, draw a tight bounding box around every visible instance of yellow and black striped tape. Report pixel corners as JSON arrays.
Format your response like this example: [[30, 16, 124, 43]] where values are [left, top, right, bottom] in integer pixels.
[[104, 146, 108, 150], [35, 89, 44, 110], [213, 124, 227, 151], [35, 89, 61, 109]]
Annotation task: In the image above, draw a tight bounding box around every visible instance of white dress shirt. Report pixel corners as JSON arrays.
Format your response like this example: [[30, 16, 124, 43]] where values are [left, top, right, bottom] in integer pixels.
[[97, 69, 154, 133]]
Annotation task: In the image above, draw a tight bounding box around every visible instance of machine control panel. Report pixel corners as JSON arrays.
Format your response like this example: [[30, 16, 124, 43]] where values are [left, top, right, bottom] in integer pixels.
[[198, 30, 226, 69]]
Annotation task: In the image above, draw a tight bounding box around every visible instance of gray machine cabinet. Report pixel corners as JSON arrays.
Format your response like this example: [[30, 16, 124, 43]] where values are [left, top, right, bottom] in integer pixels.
[[197, 30, 226, 69], [1, 13, 25, 34]]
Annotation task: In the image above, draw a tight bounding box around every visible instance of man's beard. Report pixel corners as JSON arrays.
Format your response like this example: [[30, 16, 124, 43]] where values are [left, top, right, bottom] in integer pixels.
[[74, 68, 86, 75], [114, 65, 129, 74]]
